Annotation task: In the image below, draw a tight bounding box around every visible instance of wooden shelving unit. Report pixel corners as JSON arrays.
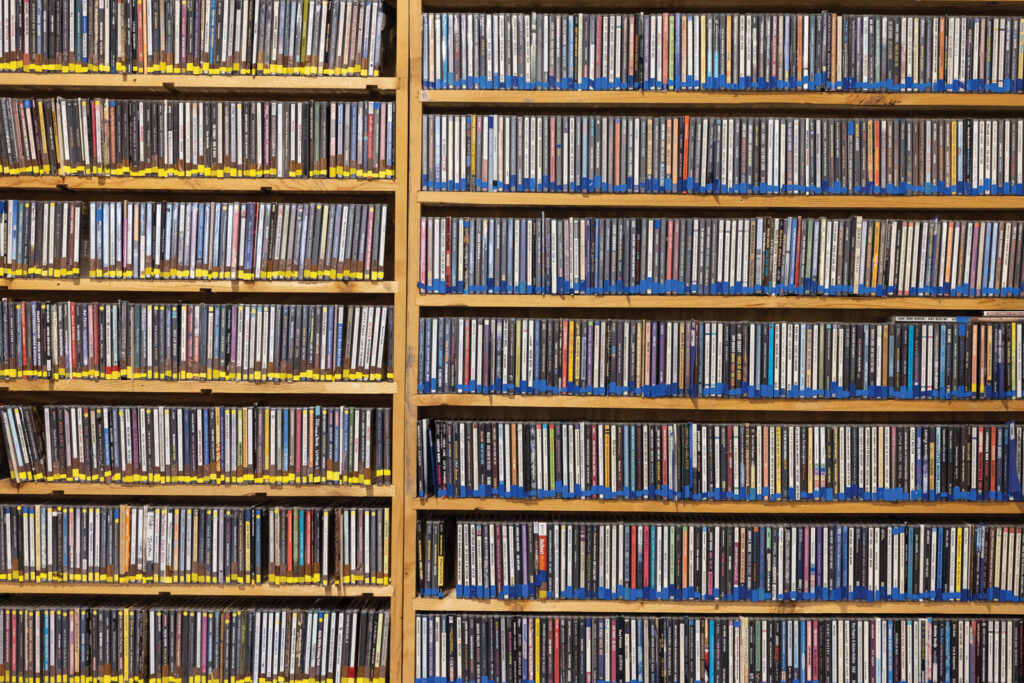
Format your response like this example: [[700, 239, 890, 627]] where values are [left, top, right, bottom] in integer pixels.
[[0, 3, 410, 681], [4, 0, 1024, 678], [404, 2, 1024, 680]]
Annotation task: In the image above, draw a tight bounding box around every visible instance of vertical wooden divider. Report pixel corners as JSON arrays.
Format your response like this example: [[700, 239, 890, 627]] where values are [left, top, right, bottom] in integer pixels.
[[392, 0, 411, 678], [402, 0, 424, 681]]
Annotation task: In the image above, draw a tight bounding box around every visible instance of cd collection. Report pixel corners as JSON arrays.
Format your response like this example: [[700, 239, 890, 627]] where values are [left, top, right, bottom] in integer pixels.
[[0, 300, 394, 382], [416, 418, 1024, 502], [422, 12, 1024, 92], [0, 0, 388, 76], [421, 114, 1024, 195], [0, 200, 81, 278], [415, 613, 1023, 683], [1, 503, 262, 584], [417, 315, 1024, 399], [0, 98, 395, 179], [452, 519, 1023, 602], [338, 507, 391, 586], [0, 602, 390, 683], [267, 506, 389, 585], [4, 0, 1024, 670], [418, 215, 1024, 297], [0, 403, 392, 485], [0, 200, 390, 281], [268, 507, 331, 584], [416, 519, 450, 598], [91, 201, 388, 281], [0, 503, 390, 585]]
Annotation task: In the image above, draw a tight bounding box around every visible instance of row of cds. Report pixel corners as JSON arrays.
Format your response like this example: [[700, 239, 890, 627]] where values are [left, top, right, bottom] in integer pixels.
[[417, 519, 448, 598], [1, 0, 388, 76], [452, 520, 1023, 602], [422, 13, 1024, 92], [0, 301, 394, 382], [0, 200, 389, 281], [418, 215, 1024, 297], [0, 503, 390, 585], [268, 506, 390, 585], [421, 114, 1024, 195], [415, 614, 1023, 683], [0, 404, 392, 485], [0, 98, 395, 178], [417, 315, 1024, 399], [0, 200, 79, 278], [2, 603, 390, 683], [416, 419, 1024, 502]]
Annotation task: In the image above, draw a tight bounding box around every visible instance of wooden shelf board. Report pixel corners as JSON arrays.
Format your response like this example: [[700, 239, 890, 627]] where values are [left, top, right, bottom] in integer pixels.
[[0, 73, 398, 94], [1, 278, 396, 295], [412, 395, 1024, 411], [0, 379, 396, 395], [414, 294, 1024, 310], [0, 480, 395, 498], [421, 0, 1024, 10], [421, 90, 1024, 109], [0, 582, 392, 597], [412, 498, 1024, 515], [412, 596, 1024, 616], [0, 177, 396, 193], [417, 192, 1024, 209]]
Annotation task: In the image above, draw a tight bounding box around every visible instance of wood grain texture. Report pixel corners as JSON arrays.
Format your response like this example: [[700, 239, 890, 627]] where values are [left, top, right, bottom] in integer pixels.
[[390, 0, 411, 678], [403, 4, 426, 682]]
